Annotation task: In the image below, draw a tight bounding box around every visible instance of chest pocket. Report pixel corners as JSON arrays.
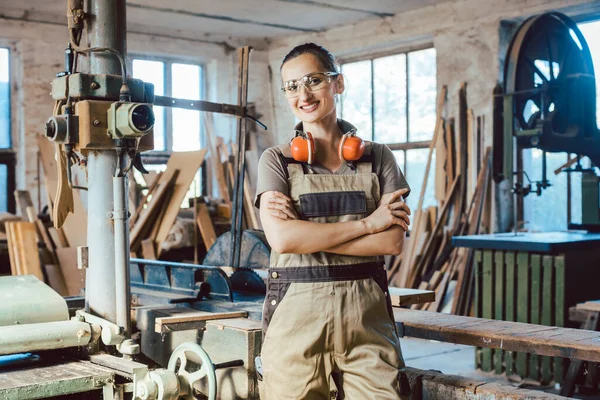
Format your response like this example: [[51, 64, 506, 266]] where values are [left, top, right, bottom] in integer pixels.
[[299, 191, 367, 218]]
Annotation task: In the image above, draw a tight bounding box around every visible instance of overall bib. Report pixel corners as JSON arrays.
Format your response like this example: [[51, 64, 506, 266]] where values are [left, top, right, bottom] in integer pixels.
[[260, 143, 411, 399]]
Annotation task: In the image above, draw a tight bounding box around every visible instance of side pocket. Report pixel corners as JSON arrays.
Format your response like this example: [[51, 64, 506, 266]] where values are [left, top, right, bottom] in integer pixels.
[[261, 280, 291, 343], [371, 274, 396, 330]]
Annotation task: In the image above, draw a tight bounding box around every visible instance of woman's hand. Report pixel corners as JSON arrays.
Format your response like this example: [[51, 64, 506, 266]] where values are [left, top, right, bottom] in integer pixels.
[[267, 192, 299, 221], [362, 188, 411, 234]]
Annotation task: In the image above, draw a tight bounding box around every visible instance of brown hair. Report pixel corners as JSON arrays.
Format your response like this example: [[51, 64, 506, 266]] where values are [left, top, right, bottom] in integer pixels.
[[280, 43, 340, 73]]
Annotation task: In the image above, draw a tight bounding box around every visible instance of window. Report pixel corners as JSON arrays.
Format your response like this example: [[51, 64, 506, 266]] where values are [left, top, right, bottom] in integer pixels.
[[522, 20, 600, 231], [131, 58, 205, 202], [0, 47, 15, 213], [131, 58, 204, 155], [340, 48, 437, 212]]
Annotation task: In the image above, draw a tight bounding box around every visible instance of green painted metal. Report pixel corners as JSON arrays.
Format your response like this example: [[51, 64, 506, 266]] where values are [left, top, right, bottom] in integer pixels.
[[554, 255, 566, 384], [516, 252, 530, 377], [494, 250, 505, 374], [0, 320, 91, 355], [505, 251, 516, 376], [474, 251, 482, 370], [0, 275, 68, 327], [502, 95, 514, 181], [481, 250, 494, 372], [540, 255, 554, 384], [529, 254, 541, 380], [581, 170, 599, 225], [0, 360, 114, 399]]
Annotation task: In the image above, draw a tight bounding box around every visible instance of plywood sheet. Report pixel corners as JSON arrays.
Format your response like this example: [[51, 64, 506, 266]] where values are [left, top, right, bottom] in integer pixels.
[[154, 150, 207, 257]]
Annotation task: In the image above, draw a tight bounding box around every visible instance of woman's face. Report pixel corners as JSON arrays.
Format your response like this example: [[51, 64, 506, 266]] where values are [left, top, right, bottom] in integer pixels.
[[280, 53, 343, 125]]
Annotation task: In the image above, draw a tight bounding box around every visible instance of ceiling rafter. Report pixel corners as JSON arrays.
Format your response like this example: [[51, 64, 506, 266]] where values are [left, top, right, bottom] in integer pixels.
[[274, 0, 394, 17], [127, 3, 320, 33]]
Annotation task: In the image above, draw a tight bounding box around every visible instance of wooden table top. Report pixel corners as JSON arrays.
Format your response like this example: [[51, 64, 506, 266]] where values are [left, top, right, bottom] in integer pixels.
[[394, 308, 600, 363], [388, 287, 435, 307]]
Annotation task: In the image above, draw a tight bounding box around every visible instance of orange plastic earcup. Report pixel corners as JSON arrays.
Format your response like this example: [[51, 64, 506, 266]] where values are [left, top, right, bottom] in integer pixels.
[[290, 132, 315, 164], [339, 133, 365, 162]]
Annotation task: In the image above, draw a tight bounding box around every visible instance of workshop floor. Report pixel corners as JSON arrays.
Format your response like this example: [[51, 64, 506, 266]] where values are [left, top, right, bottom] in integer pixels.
[[400, 337, 599, 399]]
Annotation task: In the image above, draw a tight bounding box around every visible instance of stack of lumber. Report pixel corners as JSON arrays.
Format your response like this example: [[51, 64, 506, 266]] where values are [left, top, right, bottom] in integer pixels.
[[4, 189, 82, 296], [387, 83, 492, 316]]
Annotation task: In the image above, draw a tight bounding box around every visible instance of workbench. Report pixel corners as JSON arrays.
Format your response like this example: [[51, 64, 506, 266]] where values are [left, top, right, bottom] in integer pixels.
[[452, 231, 600, 384]]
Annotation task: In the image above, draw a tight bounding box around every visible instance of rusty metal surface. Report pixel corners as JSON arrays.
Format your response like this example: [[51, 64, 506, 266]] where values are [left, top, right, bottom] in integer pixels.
[[0, 359, 114, 399]]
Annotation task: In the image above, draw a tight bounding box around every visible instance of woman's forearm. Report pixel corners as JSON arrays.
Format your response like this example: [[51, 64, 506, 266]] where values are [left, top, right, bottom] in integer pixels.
[[264, 218, 371, 254], [323, 226, 405, 256]]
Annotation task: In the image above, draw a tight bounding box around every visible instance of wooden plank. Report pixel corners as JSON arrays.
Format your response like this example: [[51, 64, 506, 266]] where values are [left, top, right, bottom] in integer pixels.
[[141, 239, 157, 260], [204, 114, 230, 204], [14, 190, 34, 216], [55, 247, 85, 297], [12, 222, 44, 281], [395, 84, 446, 288], [577, 301, 600, 312], [37, 137, 87, 248], [389, 288, 435, 307], [196, 203, 217, 250], [408, 175, 460, 288], [505, 251, 516, 376], [394, 308, 600, 363], [48, 227, 68, 248], [529, 254, 542, 381], [43, 264, 68, 296], [130, 170, 163, 229], [130, 171, 179, 251], [434, 86, 448, 204], [5, 222, 19, 275], [155, 310, 248, 333], [494, 250, 504, 374], [154, 150, 208, 258]]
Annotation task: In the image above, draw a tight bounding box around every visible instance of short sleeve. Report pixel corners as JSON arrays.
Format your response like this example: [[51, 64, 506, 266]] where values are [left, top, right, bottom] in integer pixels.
[[378, 144, 411, 198], [254, 147, 290, 209]]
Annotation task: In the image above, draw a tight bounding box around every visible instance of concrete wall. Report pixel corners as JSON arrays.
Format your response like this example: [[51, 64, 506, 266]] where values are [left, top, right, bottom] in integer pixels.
[[265, 0, 600, 231], [0, 15, 272, 209]]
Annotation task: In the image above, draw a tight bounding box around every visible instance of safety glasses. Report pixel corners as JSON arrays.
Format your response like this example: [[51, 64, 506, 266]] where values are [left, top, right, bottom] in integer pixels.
[[281, 72, 339, 98]]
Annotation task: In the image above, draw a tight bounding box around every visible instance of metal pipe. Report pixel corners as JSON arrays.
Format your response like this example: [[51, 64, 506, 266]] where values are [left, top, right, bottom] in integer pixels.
[[113, 174, 131, 337], [85, 0, 127, 324], [87, 0, 126, 76], [0, 320, 91, 355], [86, 152, 118, 321]]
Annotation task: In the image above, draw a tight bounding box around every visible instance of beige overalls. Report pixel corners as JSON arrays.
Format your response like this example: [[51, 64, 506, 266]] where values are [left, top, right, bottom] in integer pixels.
[[260, 142, 411, 399]]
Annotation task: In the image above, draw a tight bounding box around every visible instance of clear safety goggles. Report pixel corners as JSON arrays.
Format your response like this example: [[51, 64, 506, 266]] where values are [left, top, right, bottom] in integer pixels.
[[281, 72, 339, 98]]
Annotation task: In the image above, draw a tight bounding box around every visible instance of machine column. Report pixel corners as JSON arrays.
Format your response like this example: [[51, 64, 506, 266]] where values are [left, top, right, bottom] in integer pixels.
[[85, 0, 127, 323]]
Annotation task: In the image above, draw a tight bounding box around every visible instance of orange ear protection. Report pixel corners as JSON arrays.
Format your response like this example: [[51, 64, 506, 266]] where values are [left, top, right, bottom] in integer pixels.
[[290, 131, 365, 164]]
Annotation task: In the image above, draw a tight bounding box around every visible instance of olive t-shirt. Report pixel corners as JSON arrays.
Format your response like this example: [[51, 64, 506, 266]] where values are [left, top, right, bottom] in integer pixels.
[[254, 138, 410, 209]]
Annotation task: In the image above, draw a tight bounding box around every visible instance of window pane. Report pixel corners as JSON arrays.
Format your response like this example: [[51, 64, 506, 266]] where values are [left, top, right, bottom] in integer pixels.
[[523, 149, 568, 231], [132, 59, 166, 151], [0, 48, 10, 149], [578, 21, 600, 129], [341, 60, 372, 141], [374, 54, 406, 143], [172, 63, 201, 152], [0, 164, 6, 211], [405, 148, 436, 214], [392, 150, 405, 173], [408, 48, 437, 142]]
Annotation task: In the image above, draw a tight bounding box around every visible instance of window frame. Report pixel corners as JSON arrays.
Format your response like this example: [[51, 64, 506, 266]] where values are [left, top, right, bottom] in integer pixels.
[[339, 43, 436, 179], [129, 55, 206, 164], [0, 45, 15, 213]]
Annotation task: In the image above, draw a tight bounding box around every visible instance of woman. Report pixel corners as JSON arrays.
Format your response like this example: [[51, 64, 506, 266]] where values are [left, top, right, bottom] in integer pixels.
[[255, 43, 412, 399]]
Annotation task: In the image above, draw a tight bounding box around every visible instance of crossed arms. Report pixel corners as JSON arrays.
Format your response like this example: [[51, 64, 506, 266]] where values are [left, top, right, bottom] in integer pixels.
[[259, 188, 411, 256]]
